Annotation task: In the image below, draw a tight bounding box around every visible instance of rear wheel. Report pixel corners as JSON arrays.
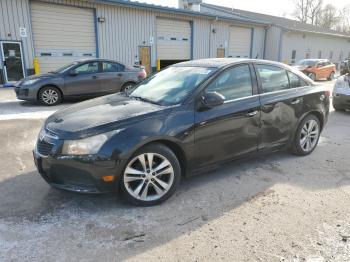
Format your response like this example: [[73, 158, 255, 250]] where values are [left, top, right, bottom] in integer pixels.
[[38, 86, 62, 106], [120, 143, 181, 206], [328, 71, 335, 80], [291, 114, 321, 156], [121, 82, 135, 92]]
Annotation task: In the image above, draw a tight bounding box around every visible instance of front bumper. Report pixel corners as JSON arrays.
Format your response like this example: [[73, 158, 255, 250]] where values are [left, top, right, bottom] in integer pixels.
[[33, 143, 123, 194], [333, 93, 350, 109], [14, 85, 38, 101]]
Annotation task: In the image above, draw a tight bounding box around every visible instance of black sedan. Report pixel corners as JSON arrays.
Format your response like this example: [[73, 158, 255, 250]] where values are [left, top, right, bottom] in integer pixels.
[[33, 59, 329, 206], [14, 59, 146, 106]]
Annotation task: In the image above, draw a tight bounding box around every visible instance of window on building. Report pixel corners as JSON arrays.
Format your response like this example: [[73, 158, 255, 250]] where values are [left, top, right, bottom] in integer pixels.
[[287, 71, 308, 88], [329, 51, 334, 60], [318, 51, 322, 59], [291, 50, 296, 64], [305, 52, 311, 59], [205, 65, 253, 101], [256, 64, 290, 93]]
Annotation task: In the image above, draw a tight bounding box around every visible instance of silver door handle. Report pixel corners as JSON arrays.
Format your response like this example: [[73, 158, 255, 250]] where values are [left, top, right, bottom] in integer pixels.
[[246, 110, 258, 117], [290, 99, 300, 105]]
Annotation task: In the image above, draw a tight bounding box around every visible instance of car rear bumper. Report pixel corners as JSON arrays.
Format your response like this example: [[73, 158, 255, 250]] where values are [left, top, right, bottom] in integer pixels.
[[333, 93, 350, 109], [33, 148, 123, 194]]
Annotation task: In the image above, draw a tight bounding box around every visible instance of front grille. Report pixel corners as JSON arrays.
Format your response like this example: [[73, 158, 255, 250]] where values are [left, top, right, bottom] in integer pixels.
[[37, 140, 54, 156], [15, 88, 28, 96]]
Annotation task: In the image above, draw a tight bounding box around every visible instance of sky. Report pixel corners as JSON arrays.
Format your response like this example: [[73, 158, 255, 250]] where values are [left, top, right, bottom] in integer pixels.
[[131, 0, 349, 18]]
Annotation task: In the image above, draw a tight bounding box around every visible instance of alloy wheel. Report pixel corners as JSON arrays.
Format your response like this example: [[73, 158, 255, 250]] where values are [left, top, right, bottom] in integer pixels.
[[42, 89, 59, 105], [123, 153, 175, 201], [299, 119, 319, 152]]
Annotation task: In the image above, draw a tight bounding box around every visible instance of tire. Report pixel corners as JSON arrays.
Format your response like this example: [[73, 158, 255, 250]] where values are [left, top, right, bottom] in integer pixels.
[[328, 71, 335, 80], [38, 86, 62, 106], [333, 104, 344, 111], [291, 114, 321, 156], [121, 82, 135, 92], [120, 143, 181, 206], [308, 73, 316, 81]]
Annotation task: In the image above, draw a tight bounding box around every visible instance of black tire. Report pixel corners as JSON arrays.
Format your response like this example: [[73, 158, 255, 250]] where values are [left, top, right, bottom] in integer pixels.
[[309, 73, 316, 81], [328, 71, 335, 80], [120, 143, 181, 206], [333, 104, 344, 111], [38, 86, 62, 106], [121, 82, 135, 92], [291, 114, 321, 156]]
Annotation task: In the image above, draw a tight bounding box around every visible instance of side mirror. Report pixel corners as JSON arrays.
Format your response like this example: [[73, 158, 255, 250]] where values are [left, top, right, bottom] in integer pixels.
[[199, 92, 225, 110], [69, 70, 79, 76]]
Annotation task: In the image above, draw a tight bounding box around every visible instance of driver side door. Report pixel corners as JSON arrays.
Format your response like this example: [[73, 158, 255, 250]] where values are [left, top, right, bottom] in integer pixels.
[[193, 64, 261, 170], [63, 61, 101, 97]]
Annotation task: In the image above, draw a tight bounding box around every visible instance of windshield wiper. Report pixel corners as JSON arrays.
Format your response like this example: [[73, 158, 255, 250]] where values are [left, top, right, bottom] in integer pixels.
[[130, 95, 159, 105]]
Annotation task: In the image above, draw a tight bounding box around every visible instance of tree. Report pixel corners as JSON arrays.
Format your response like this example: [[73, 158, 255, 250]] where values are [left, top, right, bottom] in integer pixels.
[[338, 5, 350, 33], [292, 0, 323, 25], [316, 4, 341, 30]]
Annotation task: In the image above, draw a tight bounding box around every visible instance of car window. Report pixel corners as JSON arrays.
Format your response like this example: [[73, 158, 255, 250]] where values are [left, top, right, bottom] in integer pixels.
[[205, 65, 253, 101], [74, 62, 99, 74], [102, 62, 125, 73], [287, 71, 308, 88], [256, 64, 290, 93]]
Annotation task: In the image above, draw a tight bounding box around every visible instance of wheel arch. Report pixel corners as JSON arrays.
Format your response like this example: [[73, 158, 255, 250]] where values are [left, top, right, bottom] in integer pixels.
[[128, 139, 188, 178]]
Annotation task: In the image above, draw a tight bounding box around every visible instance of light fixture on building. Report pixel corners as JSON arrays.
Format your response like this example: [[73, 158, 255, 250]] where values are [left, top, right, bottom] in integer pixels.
[[212, 28, 217, 34], [98, 17, 105, 23]]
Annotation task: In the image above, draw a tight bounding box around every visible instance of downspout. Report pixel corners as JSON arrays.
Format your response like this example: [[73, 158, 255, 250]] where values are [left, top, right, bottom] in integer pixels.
[[250, 27, 254, 58], [278, 28, 284, 62]]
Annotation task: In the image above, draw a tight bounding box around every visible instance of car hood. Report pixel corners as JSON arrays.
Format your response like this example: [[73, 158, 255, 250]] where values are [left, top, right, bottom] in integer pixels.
[[334, 75, 350, 94], [46, 94, 169, 137]]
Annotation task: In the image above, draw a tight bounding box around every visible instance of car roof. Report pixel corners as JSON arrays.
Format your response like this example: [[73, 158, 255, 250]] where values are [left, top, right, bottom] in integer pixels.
[[173, 58, 290, 68], [73, 58, 123, 64]]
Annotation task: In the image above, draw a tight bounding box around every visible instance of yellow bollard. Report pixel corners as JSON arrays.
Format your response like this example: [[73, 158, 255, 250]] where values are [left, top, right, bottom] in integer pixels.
[[157, 59, 161, 71], [33, 57, 40, 75]]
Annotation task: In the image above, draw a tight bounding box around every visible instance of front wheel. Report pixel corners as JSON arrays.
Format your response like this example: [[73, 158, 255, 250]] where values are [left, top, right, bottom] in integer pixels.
[[121, 82, 135, 92], [120, 143, 181, 206], [291, 115, 321, 156], [328, 71, 335, 80], [38, 86, 62, 106], [308, 73, 316, 81]]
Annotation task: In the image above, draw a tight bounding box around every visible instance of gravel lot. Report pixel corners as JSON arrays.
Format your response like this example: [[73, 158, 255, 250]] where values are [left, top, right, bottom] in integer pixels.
[[1, 81, 350, 262]]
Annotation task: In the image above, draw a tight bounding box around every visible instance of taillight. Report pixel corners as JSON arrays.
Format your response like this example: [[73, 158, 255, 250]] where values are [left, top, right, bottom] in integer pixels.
[[138, 69, 147, 79]]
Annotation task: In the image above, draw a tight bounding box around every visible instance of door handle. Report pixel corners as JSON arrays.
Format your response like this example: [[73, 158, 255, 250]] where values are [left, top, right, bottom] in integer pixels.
[[117, 73, 123, 77], [246, 110, 258, 117], [290, 99, 301, 105], [92, 75, 98, 79]]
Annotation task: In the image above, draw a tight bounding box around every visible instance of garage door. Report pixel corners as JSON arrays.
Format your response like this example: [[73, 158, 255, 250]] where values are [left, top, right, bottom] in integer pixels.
[[30, 2, 96, 73], [156, 18, 191, 60], [228, 26, 251, 58]]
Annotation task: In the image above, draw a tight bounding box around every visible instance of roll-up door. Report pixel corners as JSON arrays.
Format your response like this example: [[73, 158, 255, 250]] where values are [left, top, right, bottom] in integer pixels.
[[156, 18, 191, 61], [228, 26, 252, 58], [30, 2, 96, 73]]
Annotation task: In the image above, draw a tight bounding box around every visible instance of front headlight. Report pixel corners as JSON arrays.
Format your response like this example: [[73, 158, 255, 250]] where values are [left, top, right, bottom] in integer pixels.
[[61, 129, 124, 155], [62, 133, 108, 155], [22, 78, 40, 86]]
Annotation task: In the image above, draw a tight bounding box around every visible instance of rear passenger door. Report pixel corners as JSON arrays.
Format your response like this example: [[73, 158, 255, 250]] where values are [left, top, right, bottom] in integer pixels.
[[255, 64, 305, 149], [99, 62, 125, 94]]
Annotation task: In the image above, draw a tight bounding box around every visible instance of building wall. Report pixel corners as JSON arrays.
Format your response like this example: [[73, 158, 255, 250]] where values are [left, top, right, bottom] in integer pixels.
[[0, 0, 35, 74], [281, 31, 350, 65], [264, 25, 282, 61]]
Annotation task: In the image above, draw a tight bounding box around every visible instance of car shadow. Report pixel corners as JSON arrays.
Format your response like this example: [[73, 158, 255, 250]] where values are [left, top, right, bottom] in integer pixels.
[[1, 111, 350, 260]]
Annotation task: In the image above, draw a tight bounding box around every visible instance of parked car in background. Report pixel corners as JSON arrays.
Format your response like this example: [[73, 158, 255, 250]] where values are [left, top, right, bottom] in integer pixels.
[[340, 60, 349, 75], [293, 59, 336, 81], [33, 58, 329, 206], [333, 73, 350, 111], [14, 59, 147, 106]]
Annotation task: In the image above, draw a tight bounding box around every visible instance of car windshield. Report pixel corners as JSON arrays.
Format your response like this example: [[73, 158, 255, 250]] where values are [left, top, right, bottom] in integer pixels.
[[297, 59, 318, 66], [128, 66, 216, 105], [51, 62, 80, 74]]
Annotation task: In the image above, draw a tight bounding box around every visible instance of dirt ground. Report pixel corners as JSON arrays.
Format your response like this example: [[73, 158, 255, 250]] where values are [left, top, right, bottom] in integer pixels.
[[1, 81, 350, 262]]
